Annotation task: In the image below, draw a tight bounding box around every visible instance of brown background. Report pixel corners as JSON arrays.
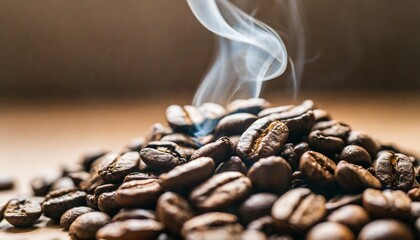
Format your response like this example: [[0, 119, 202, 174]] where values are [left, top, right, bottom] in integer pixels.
[[0, 0, 419, 100]]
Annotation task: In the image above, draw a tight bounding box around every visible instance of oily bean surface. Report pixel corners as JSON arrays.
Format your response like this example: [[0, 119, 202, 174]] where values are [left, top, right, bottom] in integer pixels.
[[362, 188, 411, 219], [347, 131, 378, 158], [69, 212, 110, 240], [215, 113, 258, 136], [96, 219, 163, 240], [325, 194, 362, 212], [327, 204, 370, 233], [60, 206, 95, 229], [166, 105, 204, 134], [140, 141, 188, 171], [338, 145, 372, 167], [115, 179, 162, 208], [238, 193, 278, 225], [190, 137, 234, 165], [335, 160, 381, 192], [215, 156, 248, 175], [311, 120, 351, 139], [299, 151, 336, 190], [227, 98, 270, 115], [358, 219, 413, 240], [308, 130, 345, 155], [112, 209, 156, 222], [98, 152, 140, 183], [306, 222, 355, 240], [4, 198, 42, 228], [42, 189, 87, 220]]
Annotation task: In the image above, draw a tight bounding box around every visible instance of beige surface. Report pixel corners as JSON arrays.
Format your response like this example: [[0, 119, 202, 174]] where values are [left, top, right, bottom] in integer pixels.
[[0, 91, 419, 239]]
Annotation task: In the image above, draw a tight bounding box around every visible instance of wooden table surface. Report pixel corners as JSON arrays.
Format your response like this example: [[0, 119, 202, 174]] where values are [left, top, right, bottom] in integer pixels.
[[0, 90, 419, 239]]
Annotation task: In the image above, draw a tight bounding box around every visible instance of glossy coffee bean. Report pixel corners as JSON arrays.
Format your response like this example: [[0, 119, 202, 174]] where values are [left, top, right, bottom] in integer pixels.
[[215, 156, 248, 175], [325, 194, 362, 212], [69, 212, 110, 240], [115, 179, 162, 208], [166, 105, 204, 134], [237, 118, 289, 163], [347, 131, 378, 158], [94, 183, 119, 202], [327, 205, 370, 233], [86, 194, 99, 210], [358, 219, 413, 240], [247, 156, 291, 194], [50, 176, 76, 192], [241, 230, 268, 240], [257, 105, 295, 118], [362, 188, 411, 219], [97, 191, 120, 215], [258, 100, 313, 118], [313, 109, 331, 122], [123, 172, 159, 182], [408, 187, 420, 201], [80, 149, 109, 171], [299, 151, 336, 190], [181, 212, 244, 240], [190, 172, 251, 211], [98, 152, 140, 183], [31, 175, 56, 196], [112, 209, 156, 222], [0, 200, 9, 222], [140, 141, 188, 171], [42, 188, 87, 220], [215, 113, 258, 136], [123, 137, 145, 152], [271, 188, 326, 232], [190, 137, 234, 165], [68, 171, 90, 187], [161, 133, 201, 149], [144, 123, 172, 144], [278, 143, 298, 171], [160, 157, 215, 191], [80, 152, 119, 193], [227, 98, 271, 115], [335, 160, 381, 193], [308, 130, 345, 155], [238, 193, 278, 225], [372, 151, 415, 191], [60, 206, 95, 229], [311, 120, 351, 139], [96, 219, 163, 240], [247, 216, 276, 237], [338, 145, 372, 167], [157, 192, 194, 235], [4, 198, 42, 228], [307, 222, 355, 240]]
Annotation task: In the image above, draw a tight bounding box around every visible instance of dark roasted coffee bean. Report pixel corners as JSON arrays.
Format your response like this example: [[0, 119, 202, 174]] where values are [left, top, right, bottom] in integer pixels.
[[80, 152, 119, 193], [69, 212, 110, 240], [68, 171, 90, 187], [50, 176, 76, 192], [358, 219, 413, 240], [94, 184, 119, 201], [408, 187, 420, 201], [86, 194, 99, 210], [31, 175, 55, 196], [258, 100, 314, 118], [145, 123, 173, 144], [97, 219, 164, 240], [241, 230, 268, 240], [60, 206, 95, 229], [362, 188, 411, 219], [327, 205, 370, 233], [347, 131, 378, 158], [294, 142, 309, 159], [112, 209, 156, 222], [372, 151, 415, 191], [140, 141, 188, 171], [237, 118, 288, 163], [290, 171, 307, 189], [190, 137, 234, 165], [215, 156, 248, 175], [335, 160, 382, 192], [311, 120, 351, 139], [98, 152, 140, 183], [182, 212, 244, 240], [160, 157, 215, 191], [278, 144, 297, 171], [123, 172, 159, 182], [190, 172, 251, 211], [313, 109, 331, 122], [115, 179, 162, 208], [308, 130, 345, 155], [227, 98, 271, 115], [271, 188, 326, 232], [124, 137, 145, 152], [42, 188, 87, 220], [238, 193, 278, 225], [339, 145, 372, 167], [307, 222, 355, 240], [228, 135, 241, 151], [4, 198, 42, 228], [247, 216, 276, 236], [157, 192, 194, 235], [215, 113, 258, 137], [161, 133, 201, 149], [299, 151, 336, 190], [325, 194, 362, 212], [166, 105, 204, 134], [0, 200, 9, 222], [247, 156, 291, 194], [80, 149, 109, 171], [257, 105, 295, 117], [98, 191, 120, 215]]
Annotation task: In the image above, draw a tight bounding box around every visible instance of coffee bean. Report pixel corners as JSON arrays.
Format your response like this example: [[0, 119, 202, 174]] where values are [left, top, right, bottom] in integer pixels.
[[247, 156, 291, 194], [241, 230, 268, 240], [60, 206, 95, 229], [42, 188, 87, 220], [362, 188, 411, 219], [271, 188, 326, 232], [86, 194, 99, 210], [258, 100, 314, 118], [50, 176, 76, 192], [307, 222, 355, 240], [140, 141, 188, 171], [112, 209, 156, 222], [0, 200, 9, 222], [181, 212, 244, 240], [299, 151, 336, 191], [278, 143, 299, 171], [123, 172, 159, 182], [335, 160, 382, 193], [227, 98, 271, 115], [257, 105, 295, 118], [290, 171, 307, 189], [347, 131, 378, 158], [215, 156, 248, 175], [313, 109, 331, 122], [311, 120, 351, 139], [198, 103, 227, 135], [80, 149, 109, 171], [98, 191, 120, 215], [31, 175, 55, 196], [115, 179, 162, 208], [190, 137, 234, 165], [160, 157, 215, 191], [215, 113, 258, 137], [161, 133, 201, 149], [408, 187, 420, 201], [325, 194, 362, 212], [308, 130, 345, 155], [80, 152, 119, 193], [69, 212, 110, 240], [123, 137, 145, 152], [410, 202, 420, 219], [339, 145, 372, 167], [97, 219, 164, 240], [4, 198, 42, 228], [247, 216, 276, 237], [68, 171, 90, 187], [327, 205, 370, 233], [237, 118, 289, 163], [145, 123, 173, 144], [372, 151, 415, 191], [358, 219, 413, 240], [190, 172, 251, 211], [156, 192, 194, 235], [61, 163, 85, 176], [94, 184, 119, 202], [97, 152, 140, 183], [166, 105, 205, 134], [238, 193, 278, 225]]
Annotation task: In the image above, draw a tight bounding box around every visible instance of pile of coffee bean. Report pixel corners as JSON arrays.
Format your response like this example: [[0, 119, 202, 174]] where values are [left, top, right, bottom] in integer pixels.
[[1, 99, 419, 240]]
